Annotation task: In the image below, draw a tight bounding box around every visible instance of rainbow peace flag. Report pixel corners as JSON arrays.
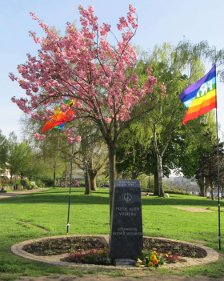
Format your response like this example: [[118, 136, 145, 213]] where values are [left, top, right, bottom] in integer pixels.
[[180, 65, 217, 125]]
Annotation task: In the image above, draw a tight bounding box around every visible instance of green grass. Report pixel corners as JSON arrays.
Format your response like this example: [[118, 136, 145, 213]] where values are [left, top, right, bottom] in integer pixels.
[[0, 188, 224, 280]]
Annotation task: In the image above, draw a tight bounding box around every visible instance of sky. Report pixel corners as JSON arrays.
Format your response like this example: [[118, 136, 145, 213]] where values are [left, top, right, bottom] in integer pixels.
[[1, 0, 224, 140]]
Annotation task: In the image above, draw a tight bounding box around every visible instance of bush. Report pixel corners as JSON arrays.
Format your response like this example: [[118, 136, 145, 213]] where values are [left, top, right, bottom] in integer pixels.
[[20, 179, 32, 189], [42, 178, 54, 187], [14, 180, 23, 191], [35, 179, 45, 188]]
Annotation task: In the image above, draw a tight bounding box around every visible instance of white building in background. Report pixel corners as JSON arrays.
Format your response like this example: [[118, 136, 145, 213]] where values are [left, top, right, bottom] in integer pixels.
[[0, 164, 10, 179]]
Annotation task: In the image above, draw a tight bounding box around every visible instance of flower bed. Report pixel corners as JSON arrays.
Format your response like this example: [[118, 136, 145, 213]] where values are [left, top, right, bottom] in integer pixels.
[[22, 236, 207, 267]]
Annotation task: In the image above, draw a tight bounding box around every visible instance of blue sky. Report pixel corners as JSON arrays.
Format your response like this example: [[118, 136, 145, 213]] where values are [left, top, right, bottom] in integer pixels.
[[1, 0, 224, 139]]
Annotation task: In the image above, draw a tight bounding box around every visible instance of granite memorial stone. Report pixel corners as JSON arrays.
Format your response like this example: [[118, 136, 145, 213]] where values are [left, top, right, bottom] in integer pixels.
[[110, 179, 143, 263]]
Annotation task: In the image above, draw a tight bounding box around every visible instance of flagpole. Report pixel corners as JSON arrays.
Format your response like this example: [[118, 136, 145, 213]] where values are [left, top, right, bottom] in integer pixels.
[[215, 67, 221, 250], [66, 143, 74, 234]]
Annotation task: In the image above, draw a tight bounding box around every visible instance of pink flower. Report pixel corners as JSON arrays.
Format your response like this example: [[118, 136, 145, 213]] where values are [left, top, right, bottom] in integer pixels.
[[10, 5, 158, 147], [9, 72, 16, 81], [105, 117, 112, 124], [33, 133, 46, 140], [100, 23, 111, 36], [75, 135, 82, 142]]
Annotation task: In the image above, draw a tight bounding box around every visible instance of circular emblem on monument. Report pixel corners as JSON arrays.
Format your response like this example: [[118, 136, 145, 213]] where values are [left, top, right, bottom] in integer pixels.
[[124, 193, 132, 203]]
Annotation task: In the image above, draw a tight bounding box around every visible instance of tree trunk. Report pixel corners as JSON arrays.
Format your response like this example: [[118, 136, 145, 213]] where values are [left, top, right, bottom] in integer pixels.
[[88, 158, 97, 191], [205, 177, 210, 197], [89, 173, 97, 190], [157, 155, 164, 196], [153, 170, 159, 196], [64, 163, 67, 187], [53, 161, 56, 188], [108, 144, 116, 221], [84, 162, 90, 195], [152, 125, 164, 197], [210, 180, 214, 200], [198, 177, 206, 197]]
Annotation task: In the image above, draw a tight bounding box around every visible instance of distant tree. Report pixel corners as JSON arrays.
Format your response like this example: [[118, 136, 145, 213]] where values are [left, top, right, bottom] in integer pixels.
[[116, 41, 213, 196], [0, 130, 8, 170], [116, 123, 148, 179], [8, 139, 33, 180], [177, 120, 219, 198], [21, 115, 71, 187], [74, 120, 108, 194]]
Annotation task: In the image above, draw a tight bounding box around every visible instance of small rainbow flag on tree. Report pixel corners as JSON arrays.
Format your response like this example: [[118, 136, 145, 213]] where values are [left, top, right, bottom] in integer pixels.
[[180, 65, 217, 125]]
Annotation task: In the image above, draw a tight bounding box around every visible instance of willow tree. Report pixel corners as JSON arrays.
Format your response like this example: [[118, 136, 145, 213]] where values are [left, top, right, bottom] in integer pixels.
[[145, 40, 217, 196]]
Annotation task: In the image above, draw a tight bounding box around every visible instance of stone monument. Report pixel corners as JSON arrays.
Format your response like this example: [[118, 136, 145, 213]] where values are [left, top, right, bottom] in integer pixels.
[[110, 179, 143, 265]]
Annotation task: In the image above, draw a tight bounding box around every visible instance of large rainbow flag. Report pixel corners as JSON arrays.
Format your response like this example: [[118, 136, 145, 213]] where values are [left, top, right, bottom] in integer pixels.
[[180, 65, 217, 125]]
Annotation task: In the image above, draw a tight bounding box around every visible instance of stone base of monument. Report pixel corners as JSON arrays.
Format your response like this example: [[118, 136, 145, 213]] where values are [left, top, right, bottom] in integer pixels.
[[114, 259, 136, 266]]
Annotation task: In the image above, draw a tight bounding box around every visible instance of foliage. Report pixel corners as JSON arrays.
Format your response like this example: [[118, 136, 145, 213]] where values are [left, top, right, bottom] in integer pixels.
[[116, 41, 217, 197], [0, 130, 8, 169], [116, 123, 148, 179], [74, 119, 108, 192]]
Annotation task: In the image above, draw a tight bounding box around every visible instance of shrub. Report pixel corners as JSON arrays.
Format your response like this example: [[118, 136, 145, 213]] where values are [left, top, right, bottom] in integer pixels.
[[14, 180, 23, 191], [21, 178, 32, 189], [42, 178, 54, 187], [35, 179, 45, 188]]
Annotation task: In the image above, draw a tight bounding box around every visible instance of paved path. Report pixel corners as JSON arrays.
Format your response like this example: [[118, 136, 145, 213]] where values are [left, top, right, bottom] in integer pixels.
[[0, 188, 48, 199]]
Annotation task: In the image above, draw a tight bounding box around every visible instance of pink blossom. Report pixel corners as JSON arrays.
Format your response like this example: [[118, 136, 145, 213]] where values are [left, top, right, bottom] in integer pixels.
[[67, 137, 74, 144], [75, 135, 82, 142], [10, 5, 157, 143], [33, 133, 46, 140], [9, 72, 16, 81], [129, 4, 136, 13], [100, 23, 111, 36], [105, 117, 112, 124], [117, 17, 128, 31], [29, 31, 40, 44]]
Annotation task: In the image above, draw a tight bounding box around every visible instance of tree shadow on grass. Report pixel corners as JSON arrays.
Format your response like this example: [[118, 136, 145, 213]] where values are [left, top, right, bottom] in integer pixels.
[[0, 188, 109, 205], [1, 191, 223, 207], [0, 192, 109, 205]]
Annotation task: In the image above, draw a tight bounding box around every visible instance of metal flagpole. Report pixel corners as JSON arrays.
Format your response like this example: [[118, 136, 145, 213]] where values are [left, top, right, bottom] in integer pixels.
[[216, 109, 221, 250], [66, 143, 74, 234], [215, 64, 221, 250]]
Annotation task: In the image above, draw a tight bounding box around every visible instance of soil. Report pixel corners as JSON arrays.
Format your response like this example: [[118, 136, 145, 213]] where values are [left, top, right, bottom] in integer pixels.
[[23, 236, 108, 256]]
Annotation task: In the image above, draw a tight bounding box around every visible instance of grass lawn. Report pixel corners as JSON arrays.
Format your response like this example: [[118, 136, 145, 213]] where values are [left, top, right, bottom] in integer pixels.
[[0, 188, 224, 280]]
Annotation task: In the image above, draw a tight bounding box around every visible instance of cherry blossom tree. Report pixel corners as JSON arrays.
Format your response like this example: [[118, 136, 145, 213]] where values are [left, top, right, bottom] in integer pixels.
[[10, 5, 157, 211]]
